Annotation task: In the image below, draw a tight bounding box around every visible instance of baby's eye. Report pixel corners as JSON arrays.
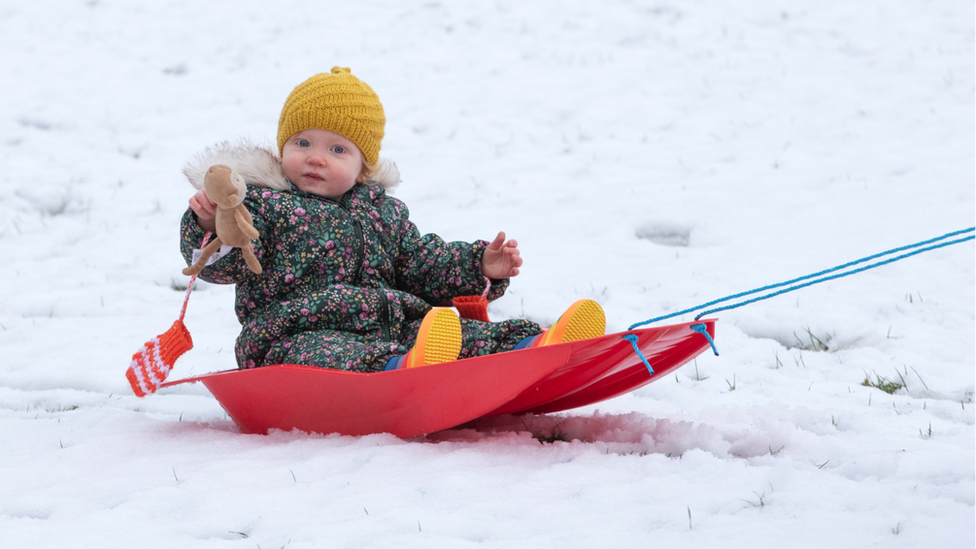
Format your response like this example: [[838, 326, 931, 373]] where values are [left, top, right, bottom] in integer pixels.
[[297, 139, 310, 147], [331, 145, 345, 154]]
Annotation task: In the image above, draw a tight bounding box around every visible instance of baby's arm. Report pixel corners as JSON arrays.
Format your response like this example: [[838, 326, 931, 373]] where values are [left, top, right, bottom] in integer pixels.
[[385, 194, 513, 303], [481, 231, 522, 279], [180, 187, 267, 285], [189, 189, 217, 232]]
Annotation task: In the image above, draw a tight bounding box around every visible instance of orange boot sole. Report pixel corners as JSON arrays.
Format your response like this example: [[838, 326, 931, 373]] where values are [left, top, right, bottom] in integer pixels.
[[403, 308, 463, 368]]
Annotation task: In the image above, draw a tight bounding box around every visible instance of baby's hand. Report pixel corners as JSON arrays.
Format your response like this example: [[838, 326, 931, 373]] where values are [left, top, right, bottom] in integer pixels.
[[482, 231, 522, 279], [189, 189, 217, 232]]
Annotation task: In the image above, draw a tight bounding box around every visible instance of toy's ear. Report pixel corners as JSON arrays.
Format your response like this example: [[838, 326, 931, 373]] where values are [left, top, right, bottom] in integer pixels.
[[233, 172, 247, 201]]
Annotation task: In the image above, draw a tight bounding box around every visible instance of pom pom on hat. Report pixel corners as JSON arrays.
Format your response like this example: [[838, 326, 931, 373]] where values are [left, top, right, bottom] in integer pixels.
[[277, 67, 386, 165]]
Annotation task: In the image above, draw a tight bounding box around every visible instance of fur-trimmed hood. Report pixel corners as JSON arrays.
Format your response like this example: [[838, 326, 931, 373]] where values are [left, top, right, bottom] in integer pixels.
[[182, 139, 400, 192]]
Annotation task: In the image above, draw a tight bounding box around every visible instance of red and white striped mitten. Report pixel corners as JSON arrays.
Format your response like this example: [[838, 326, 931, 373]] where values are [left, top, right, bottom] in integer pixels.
[[126, 320, 194, 397]]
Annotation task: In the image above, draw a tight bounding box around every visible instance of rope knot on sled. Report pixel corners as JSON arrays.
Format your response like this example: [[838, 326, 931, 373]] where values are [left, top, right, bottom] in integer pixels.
[[622, 334, 654, 375], [689, 324, 719, 356]]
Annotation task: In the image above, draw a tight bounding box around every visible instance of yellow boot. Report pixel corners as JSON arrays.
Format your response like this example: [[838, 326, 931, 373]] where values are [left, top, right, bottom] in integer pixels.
[[515, 299, 606, 349], [385, 308, 462, 370]]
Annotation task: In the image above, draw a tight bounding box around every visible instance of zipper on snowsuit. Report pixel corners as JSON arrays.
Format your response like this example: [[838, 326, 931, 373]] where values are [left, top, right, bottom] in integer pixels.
[[344, 198, 393, 343]]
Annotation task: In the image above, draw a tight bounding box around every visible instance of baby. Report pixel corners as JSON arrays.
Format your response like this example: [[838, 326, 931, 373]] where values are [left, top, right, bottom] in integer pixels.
[[181, 67, 605, 372]]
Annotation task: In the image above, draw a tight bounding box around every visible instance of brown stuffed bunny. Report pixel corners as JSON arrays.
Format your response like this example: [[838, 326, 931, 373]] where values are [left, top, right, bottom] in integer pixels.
[[182, 164, 262, 276]]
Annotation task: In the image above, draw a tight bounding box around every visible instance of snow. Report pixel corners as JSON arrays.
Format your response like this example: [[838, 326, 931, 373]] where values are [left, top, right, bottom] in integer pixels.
[[1, 0, 973, 547]]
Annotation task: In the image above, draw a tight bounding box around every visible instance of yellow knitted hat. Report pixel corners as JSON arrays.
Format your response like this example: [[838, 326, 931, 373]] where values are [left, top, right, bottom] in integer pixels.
[[277, 67, 385, 165]]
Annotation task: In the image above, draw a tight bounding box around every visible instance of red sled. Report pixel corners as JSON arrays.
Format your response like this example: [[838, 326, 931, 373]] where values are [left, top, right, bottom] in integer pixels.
[[161, 319, 716, 438]]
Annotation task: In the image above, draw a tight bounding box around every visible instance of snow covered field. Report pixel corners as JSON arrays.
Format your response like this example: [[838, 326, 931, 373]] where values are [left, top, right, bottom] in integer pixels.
[[1, 0, 973, 547]]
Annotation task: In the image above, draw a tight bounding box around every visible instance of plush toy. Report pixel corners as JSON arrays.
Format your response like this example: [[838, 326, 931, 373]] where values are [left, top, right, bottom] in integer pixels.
[[182, 164, 262, 276]]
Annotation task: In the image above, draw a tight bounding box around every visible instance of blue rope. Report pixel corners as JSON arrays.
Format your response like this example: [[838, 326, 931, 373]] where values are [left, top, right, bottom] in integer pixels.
[[689, 324, 719, 355], [622, 334, 654, 375], [628, 227, 974, 329]]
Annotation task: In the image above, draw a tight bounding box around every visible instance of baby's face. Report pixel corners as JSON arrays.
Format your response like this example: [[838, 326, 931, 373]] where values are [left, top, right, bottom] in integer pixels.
[[281, 129, 364, 199]]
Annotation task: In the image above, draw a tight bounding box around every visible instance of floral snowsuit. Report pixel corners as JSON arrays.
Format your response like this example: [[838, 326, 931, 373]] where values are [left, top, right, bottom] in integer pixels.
[[180, 182, 541, 372]]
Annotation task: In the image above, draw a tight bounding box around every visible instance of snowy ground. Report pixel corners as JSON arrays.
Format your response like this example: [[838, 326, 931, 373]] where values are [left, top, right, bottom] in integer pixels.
[[1, 0, 973, 547]]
